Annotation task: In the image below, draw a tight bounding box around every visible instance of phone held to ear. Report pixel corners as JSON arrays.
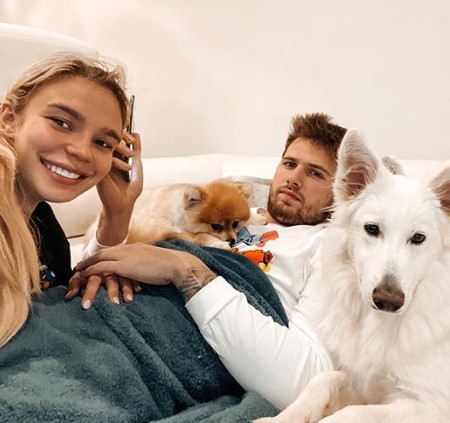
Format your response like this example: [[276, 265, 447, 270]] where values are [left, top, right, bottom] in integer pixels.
[[115, 94, 135, 182]]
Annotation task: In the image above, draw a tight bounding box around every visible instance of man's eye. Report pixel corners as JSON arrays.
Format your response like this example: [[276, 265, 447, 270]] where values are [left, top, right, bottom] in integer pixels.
[[283, 161, 296, 168], [310, 170, 325, 180]]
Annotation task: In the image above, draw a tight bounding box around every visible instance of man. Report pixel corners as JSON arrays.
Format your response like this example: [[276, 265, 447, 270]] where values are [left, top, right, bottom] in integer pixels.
[[76, 113, 347, 410]]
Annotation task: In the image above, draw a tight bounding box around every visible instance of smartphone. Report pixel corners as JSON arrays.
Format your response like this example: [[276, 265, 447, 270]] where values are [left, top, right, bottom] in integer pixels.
[[115, 95, 135, 182], [124, 94, 135, 182]]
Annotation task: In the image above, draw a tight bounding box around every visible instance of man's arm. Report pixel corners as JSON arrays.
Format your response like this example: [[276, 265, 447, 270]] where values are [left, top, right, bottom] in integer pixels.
[[76, 243, 334, 409], [183, 276, 334, 410]]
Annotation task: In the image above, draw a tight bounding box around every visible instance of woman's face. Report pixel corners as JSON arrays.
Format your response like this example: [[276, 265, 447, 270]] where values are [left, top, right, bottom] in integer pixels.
[[3, 76, 123, 211]]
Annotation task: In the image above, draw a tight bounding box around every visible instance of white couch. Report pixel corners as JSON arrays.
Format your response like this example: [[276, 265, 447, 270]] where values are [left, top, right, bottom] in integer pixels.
[[50, 154, 446, 267], [0, 24, 446, 266]]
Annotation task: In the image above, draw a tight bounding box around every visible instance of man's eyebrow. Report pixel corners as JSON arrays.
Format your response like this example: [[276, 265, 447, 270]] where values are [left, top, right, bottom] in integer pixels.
[[48, 103, 122, 144]]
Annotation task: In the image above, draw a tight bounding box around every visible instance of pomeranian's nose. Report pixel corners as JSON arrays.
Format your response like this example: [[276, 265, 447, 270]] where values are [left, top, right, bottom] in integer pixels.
[[226, 237, 236, 246]]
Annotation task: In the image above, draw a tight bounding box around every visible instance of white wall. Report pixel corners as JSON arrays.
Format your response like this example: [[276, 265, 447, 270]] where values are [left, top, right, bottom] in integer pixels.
[[1, 0, 449, 160]]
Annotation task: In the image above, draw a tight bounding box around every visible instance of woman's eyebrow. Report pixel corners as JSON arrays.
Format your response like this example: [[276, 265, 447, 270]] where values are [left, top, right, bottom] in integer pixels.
[[48, 103, 85, 122], [47, 103, 121, 144], [99, 127, 122, 144]]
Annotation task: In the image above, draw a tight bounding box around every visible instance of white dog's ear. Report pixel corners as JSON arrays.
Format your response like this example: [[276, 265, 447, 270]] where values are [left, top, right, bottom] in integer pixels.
[[184, 186, 206, 209], [382, 155, 405, 175], [429, 164, 450, 216], [334, 128, 381, 203]]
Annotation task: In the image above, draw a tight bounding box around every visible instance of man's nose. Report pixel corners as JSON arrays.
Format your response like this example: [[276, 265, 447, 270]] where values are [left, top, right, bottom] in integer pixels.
[[288, 166, 304, 188]]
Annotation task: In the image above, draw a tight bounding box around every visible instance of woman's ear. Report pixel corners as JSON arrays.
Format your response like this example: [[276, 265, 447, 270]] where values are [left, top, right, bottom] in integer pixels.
[[0, 103, 17, 137]]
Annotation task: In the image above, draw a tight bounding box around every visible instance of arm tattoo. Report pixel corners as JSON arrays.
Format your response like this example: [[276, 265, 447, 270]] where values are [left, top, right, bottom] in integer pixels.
[[174, 267, 217, 303]]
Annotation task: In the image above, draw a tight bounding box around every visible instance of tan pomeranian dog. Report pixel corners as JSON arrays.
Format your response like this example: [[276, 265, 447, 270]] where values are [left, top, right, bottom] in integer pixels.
[[86, 180, 261, 249], [126, 180, 255, 248]]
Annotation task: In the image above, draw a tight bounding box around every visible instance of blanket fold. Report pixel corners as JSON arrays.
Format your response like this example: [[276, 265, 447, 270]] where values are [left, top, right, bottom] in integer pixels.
[[0, 241, 285, 422]]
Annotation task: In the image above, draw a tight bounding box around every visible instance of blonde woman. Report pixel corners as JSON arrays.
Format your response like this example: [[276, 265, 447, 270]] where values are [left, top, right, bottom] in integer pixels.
[[0, 135, 40, 347], [0, 53, 143, 310]]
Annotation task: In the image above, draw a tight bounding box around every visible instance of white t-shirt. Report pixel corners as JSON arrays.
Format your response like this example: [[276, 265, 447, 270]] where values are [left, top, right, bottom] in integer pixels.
[[186, 222, 334, 410]]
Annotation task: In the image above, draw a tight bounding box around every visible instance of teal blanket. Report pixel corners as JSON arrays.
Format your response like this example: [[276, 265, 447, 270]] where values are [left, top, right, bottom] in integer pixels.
[[0, 241, 287, 423]]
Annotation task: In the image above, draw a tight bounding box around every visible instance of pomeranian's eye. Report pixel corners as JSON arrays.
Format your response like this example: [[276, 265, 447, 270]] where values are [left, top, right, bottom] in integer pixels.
[[232, 220, 239, 229], [410, 232, 426, 245], [364, 223, 380, 237], [211, 223, 223, 232]]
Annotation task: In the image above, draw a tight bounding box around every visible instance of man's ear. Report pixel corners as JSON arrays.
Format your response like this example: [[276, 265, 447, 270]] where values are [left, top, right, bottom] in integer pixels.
[[0, 103, 17, 137]]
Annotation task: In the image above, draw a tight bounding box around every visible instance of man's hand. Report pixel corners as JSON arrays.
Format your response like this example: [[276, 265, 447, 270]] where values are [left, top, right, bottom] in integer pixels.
[[75, 243, 218, 303]]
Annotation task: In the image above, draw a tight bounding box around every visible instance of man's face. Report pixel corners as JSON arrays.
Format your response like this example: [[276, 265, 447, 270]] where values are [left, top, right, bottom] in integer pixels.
[[266, 137, 337, 226]]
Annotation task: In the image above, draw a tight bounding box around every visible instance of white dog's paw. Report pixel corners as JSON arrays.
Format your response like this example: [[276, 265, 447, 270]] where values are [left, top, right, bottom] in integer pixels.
[[318, 406, 370, 423]]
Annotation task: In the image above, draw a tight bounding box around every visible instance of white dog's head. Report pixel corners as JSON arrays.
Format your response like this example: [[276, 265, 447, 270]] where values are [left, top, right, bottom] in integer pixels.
[[332, 128, 450, 314]]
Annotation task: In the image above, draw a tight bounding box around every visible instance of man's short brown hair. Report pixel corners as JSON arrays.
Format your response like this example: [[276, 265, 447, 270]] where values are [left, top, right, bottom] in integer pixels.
[[283, 113, 346, 160]]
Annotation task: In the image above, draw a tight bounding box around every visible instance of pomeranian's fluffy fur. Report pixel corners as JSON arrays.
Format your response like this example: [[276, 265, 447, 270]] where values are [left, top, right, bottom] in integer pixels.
[[126, 180, 256, 248], [84, 180, 260, 249]]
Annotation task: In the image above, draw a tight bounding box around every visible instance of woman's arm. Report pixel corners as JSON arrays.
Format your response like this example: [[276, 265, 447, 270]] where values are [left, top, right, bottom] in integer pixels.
[[66, 133, 144, 307]]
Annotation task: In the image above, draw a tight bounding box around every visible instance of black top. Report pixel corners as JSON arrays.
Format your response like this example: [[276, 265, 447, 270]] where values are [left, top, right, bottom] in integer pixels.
[[30, 202, 72, 287]]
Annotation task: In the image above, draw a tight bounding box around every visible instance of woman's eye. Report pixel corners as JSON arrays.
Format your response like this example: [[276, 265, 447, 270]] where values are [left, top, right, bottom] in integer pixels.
[[95, 139, 112, 150], [51, 118, 69, 129]]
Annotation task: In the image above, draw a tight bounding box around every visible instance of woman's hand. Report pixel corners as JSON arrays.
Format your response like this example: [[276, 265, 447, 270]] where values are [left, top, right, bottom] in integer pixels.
[[65, 270, 141, 309], [95, 132, 144, 246]]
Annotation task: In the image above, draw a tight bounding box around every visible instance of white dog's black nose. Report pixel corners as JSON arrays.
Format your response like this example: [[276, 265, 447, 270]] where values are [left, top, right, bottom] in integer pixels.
[[372, 285, 405, 313]]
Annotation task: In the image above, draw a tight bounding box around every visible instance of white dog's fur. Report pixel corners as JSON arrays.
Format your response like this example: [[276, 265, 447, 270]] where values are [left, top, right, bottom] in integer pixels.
[[256, 129, 450, 423]]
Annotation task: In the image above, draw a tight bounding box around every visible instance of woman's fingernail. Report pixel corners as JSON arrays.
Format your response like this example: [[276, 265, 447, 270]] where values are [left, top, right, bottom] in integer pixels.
[[124, 294, 133, 303], [113, 297, 120, 305], [81, 300, 91, 310]]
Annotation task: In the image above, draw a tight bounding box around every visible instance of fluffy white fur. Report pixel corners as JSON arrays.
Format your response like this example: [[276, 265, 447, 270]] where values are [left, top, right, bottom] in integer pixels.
[[256, 128, 450, 423]]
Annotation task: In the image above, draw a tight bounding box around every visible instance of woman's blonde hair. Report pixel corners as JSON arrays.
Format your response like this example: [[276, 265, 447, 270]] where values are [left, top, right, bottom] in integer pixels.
[[3, 53, 130, 129], [0, 136, 40, 347]]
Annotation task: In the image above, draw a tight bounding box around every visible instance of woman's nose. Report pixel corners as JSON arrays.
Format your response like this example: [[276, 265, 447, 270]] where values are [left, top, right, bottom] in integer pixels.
[[65, 137, 92, 162]]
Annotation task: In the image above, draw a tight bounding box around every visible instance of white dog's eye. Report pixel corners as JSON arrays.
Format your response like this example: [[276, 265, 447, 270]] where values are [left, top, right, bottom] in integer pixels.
[[364, 223, 380, 237], [410, 232, 426, 245]]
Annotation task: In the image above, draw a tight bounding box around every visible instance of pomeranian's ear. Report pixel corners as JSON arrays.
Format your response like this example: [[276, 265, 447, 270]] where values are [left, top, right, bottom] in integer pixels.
[[184, 186, 207, 209], [429, 163, 450, 216], [334, 128, 382, 203], [232, 182, 253, 199]]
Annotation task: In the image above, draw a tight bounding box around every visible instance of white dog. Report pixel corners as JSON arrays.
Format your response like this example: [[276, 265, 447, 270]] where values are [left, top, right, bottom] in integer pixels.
[[256, 128, 450, 423]]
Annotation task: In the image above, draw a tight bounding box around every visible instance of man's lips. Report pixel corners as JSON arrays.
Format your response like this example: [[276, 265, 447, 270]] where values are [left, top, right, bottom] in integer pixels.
[[278, 187, 304, 203]]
